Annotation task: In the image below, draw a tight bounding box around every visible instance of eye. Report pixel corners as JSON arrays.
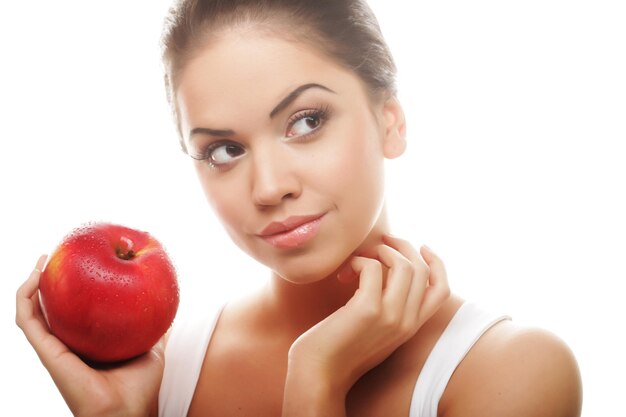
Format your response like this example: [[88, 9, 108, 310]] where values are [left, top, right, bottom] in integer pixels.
[[211, 142, 245, 165], [286, 106, 330, 139], [289, 114, 321, 137], [190, 141, 246, 168]]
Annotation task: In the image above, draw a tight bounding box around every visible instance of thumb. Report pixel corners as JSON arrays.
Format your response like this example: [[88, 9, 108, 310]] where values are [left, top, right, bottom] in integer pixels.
[[149, 335, 166, 367]]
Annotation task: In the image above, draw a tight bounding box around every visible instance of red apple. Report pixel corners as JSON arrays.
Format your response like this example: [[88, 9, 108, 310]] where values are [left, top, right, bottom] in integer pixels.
[[38, 222, 179, 363]]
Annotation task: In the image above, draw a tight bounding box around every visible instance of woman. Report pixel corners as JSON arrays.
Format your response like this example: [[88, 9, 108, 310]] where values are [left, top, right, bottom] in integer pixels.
[[16, 0, 582, 416]]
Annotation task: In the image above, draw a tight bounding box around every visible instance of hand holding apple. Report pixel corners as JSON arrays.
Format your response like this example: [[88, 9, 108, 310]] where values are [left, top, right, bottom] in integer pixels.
[[38, 222, 179, 363]]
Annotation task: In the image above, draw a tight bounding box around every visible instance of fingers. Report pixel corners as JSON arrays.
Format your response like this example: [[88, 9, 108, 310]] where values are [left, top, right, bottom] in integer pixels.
[[349, 242, 418, 307], [16, 255, 47, 305], [348, 242, 423, 337], [16, 256, 85, 376], [349, 256, 383, 307], [16, 255, 48, 333], [380, 236, 450, 325], [375, 237, 429, 329], [417, 245, 451, 323], [345, 236, 450, 335], [364, 245, 415, 311], [336, 260, 357, 284]]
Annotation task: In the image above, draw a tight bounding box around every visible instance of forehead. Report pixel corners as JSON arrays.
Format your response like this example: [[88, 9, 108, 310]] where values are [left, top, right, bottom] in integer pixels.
[[175, 30, 367, 128]]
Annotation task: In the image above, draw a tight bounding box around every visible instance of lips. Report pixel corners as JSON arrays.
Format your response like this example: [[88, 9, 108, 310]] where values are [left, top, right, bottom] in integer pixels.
[[258, 213, 325, 249]]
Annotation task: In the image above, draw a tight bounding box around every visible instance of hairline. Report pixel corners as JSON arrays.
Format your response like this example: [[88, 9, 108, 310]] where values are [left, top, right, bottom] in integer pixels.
[[165, 21, 392, 145]]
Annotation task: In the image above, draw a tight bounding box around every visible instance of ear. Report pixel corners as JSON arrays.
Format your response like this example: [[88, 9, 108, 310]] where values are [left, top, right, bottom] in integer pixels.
[[380, 96, 407, 159]]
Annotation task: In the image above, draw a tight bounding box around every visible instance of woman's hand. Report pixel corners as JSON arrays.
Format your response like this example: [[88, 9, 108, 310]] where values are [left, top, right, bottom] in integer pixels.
[[282, 236, 450, 417], [16, 255, 165, 417]]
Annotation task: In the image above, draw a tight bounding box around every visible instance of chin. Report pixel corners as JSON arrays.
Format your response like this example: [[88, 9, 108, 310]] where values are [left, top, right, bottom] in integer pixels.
[[272, 260, 340, 285]]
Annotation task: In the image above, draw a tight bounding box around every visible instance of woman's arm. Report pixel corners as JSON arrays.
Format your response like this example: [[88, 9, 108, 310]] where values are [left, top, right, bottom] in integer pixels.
[[16, 255, 165, 417], [282, 237, 450, 417]]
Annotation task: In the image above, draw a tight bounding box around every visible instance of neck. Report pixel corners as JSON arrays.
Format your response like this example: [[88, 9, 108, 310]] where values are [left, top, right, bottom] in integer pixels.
[[263, 209, 391, 337]]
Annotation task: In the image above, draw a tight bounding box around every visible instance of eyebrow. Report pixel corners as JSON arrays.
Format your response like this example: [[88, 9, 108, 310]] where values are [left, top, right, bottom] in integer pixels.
[[189, 83, 335, 140], [269, 83, 335, 119], [189, 127, 235, 138]]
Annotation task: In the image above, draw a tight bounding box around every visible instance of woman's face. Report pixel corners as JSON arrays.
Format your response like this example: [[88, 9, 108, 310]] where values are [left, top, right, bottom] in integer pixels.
[[175, 28, 405, 284]]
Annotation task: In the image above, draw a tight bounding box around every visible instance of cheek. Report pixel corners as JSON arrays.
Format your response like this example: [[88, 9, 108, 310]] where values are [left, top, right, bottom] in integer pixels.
[[316, 118, 385, 201], [195, 166, 245, 232], [343, 143, 386, 225], [307, 117, 386, 245]]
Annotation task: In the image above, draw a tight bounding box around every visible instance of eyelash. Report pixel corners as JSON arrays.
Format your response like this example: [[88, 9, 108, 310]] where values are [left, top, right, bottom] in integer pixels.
[[286, 104, 331, 141], [193, 104, 332, 170], [192, 140, 242, 170]]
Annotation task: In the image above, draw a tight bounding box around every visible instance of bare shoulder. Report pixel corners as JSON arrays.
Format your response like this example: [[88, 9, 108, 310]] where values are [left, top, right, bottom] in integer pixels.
[[441, 320, 582, 417], [188, 293, 286, 417]]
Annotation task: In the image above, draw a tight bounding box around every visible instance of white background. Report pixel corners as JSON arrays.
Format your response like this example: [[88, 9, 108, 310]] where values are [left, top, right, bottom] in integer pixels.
[[2, 1, 624, 415]]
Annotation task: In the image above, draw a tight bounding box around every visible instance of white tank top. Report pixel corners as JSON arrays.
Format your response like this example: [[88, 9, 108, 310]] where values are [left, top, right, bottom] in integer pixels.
[[159, 302, 510, 417]]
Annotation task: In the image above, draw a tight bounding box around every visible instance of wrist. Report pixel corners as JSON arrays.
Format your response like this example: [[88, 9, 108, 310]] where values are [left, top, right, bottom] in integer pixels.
[[282, 356, 347, 417]]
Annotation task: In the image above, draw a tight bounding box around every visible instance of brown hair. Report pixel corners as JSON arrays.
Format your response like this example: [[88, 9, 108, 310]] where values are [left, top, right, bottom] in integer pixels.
[[161, 0, 397, 143]]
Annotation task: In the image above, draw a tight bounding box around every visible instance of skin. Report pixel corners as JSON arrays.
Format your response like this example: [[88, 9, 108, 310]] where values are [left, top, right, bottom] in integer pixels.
[[16, 25, 582, 417], [16, 255, 164, 417], [175, 28, 582, 416]]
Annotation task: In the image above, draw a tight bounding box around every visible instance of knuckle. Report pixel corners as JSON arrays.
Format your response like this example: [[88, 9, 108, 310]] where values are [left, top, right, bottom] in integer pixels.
[[414, 260, 430, 278], [430, 277, 451, 299], [14, 314, 30, 333], [394, 257, 414, 276], [433, 252, 447, 265], [380, 311, 402, 331], [15, 302, 24, 329], [399, 319, 419, 338], [364, 259, 383, 274], [430, 256, 447, 273], [358, 303, 381, 322]]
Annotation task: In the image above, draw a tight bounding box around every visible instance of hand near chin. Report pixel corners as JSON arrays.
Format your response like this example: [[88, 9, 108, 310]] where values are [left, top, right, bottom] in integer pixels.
[[16, 256, 164, 417], [282, 236, 451, 415]]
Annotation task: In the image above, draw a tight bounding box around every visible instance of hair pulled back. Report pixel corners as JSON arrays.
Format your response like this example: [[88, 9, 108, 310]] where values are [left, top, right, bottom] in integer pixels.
[[161, 0, 397, 140]]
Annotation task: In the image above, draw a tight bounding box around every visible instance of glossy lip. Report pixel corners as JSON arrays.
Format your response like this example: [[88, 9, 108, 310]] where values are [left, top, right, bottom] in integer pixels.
[[258, 213, 326, 249]]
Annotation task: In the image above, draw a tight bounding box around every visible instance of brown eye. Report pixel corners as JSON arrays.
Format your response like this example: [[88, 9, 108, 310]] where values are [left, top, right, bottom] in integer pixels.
[[289, 115, 320, 137], [303, 115, 321, 129], [210, 143, 245, 165], [188, 140, 246, 168], [287, 108, 328, 138]]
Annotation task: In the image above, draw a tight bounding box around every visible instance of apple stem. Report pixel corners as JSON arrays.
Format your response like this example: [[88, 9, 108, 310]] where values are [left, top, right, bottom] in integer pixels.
[[116, 236, 135, 260]]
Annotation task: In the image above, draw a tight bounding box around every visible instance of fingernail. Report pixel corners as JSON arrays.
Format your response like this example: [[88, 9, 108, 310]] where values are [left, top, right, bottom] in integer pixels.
[[336, 263, 356, 283], [36, 254, 48, 271], [421, 244, 432, 252]]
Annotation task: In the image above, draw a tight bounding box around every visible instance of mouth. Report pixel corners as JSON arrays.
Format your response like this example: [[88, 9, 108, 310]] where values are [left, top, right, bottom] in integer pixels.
[[258, 213, 326, 249]]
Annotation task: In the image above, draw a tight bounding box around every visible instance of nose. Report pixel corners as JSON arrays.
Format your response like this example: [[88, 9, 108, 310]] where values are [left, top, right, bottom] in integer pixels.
[[251, 146, 302, 207]]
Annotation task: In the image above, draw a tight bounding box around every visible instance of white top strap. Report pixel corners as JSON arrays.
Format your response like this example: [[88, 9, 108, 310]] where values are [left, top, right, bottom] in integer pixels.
[[409, 302, 511, 417], [159, 302, 507, 417], [158, 306, 223, 417]]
